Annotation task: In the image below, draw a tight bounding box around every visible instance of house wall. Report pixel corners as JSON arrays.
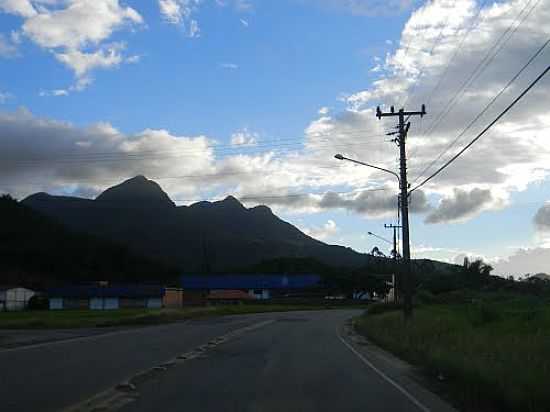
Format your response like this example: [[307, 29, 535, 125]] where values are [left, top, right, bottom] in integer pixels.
[[90, 297, 120, 310], [3, 288, 35, 311], [49, 297, 63, 310], [163, 289, 184, 308], [248, 289, 270, 300], [146, 297, 162, 309]]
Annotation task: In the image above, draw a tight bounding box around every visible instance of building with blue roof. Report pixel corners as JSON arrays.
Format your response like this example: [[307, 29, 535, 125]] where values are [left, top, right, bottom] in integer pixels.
[[181, 274, 321, 300]]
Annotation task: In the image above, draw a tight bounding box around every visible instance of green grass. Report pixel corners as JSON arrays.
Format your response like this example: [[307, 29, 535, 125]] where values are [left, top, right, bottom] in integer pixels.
[[0, 303, 362, 329], [355, 293, 550, 412]]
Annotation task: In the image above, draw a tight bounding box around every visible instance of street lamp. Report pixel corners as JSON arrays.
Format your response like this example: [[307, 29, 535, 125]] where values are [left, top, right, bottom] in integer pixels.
[[367, 231, 392, 245], [334, 154, 400, 185]]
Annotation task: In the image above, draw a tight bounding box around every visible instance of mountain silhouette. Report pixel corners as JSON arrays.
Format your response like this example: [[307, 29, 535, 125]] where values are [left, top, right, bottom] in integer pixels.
[[0, 195, 175, 287], [96, 175, 175, 208], [23, 176, 372, 272]]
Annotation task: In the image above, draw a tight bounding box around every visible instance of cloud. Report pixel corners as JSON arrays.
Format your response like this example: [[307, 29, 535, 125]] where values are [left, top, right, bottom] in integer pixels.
[[492, 247, 550, 277], [220, 62, 239, 70], [0, 0, 143, 90], [301, 0, 415, 16], [533, 203, 550, 232], [0, 91, 12, 103], [54, 42, 126, 77], [301, 0, 550, 223], [0, 0, 37, 18], [302, 219, 339, 241], [425, 188, 499, 224], [159, 0, 202, 37], [39, 89, 69, 97], [240, 18, 248, 27], [230, 128, 257, 146], [0, 33, 18, 57], [243, 188, 429, 218]]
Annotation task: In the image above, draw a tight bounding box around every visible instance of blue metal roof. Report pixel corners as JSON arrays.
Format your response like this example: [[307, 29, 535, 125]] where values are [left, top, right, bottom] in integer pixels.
[[47, 285, 165, 298], [180, 274, 321, 290]]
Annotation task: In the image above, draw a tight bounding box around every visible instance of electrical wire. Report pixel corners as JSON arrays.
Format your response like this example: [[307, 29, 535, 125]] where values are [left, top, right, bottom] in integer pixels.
[[411, 36, 550, 185], [409, 64, 550, 193], [418, 0, 542, 142]]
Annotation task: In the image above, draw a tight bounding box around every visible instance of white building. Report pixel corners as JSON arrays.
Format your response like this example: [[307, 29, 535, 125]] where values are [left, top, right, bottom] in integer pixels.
[[0, 287, 36, 311]]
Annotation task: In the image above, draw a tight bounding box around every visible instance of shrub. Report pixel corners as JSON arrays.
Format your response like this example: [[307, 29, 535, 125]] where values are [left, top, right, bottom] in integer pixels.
[[367, 301, 402, 315]]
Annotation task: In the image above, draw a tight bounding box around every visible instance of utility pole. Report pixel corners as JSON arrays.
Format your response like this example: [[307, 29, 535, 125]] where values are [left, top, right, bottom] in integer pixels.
[[384, 223, 401, 303], [376, 105, 426, 318]]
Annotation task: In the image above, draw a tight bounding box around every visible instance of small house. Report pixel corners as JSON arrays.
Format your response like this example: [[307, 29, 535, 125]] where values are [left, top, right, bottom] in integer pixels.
[[0, 287, 36, 311], [48, 285, 165, 310], [207, 290, 255, 305]]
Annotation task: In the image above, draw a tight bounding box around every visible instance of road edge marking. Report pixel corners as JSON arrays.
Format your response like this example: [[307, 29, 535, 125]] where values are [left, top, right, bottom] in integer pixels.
[[336, 327, 431, 412]]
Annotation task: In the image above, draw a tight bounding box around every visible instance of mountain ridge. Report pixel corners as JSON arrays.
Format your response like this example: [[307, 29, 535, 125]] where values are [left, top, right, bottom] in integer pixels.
[[22, 176, 371, 271]]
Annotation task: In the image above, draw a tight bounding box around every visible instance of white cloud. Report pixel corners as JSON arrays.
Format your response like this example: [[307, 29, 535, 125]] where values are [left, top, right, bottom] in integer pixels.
[[240, 18, 248, 27], [302, 0, 415, 16], [0, 91, 12, 103], [0, 0, 143, 90], [220, 62, 238, 70], [492, 247, 550, 277], [158, 0, 202, 37], [54, 42, 126, 77], [302, 219, 339, 241], [230, 128, 257, 146], [0, 0, 37, 18], [301, 0, 550, 223], [0, 33, 18, 57], [22, 1, 142, 50]]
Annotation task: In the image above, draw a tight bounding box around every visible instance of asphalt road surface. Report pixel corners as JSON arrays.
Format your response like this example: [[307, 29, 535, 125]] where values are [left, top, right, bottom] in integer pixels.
[[0, 310, 455, 412]]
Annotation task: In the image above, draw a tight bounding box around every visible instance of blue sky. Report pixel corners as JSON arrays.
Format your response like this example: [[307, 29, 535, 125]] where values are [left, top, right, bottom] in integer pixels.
[[1, 0, 550, 275]]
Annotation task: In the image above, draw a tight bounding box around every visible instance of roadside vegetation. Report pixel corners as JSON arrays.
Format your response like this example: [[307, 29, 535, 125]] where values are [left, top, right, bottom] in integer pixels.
[[355, 258, 550, 412], [0, 303, 365, 329]]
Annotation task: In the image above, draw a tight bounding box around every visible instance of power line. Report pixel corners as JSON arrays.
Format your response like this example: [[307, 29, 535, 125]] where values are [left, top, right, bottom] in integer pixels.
[[418, 0, 542, 142], [410, 64, 550, 193], [0, 131, 388, 164], [422, 0, 489, 112], [1, 134, 389, 165], [411, 36, 550, 185]]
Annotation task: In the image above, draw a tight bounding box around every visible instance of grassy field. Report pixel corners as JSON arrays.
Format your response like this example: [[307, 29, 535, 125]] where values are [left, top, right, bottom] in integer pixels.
[[0, 303, 363, 329], [355, 293, 550, 412]]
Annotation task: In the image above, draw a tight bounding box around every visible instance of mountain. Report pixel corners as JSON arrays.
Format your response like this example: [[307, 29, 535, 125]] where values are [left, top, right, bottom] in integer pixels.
[[22, 176, 372, 272], [96, 175, 175, 208], [0, 195, 176, 288]]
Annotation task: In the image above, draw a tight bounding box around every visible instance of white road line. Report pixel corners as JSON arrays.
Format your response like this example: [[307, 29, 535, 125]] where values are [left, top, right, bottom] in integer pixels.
[[337, 329, 431, 412]]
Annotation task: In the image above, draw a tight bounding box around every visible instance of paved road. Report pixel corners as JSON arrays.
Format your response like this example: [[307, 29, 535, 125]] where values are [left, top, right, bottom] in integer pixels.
[[0, 310, 455, 412]]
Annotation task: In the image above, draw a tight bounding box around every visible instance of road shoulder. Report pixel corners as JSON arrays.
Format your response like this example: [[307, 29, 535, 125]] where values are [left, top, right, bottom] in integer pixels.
[[338, 320, 457, 412]]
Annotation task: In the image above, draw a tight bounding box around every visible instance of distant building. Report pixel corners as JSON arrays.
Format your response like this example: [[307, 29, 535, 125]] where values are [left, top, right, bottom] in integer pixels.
[[207, 290, 255, 305], [163, 288, 184, 308], [48, 285, 165, 310], [180, 274, 321, 303], [0, 287, 36, 311]]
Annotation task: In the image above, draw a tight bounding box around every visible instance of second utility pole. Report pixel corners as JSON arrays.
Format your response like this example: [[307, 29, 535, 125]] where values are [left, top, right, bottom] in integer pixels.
[[376, 105, 426, 319]]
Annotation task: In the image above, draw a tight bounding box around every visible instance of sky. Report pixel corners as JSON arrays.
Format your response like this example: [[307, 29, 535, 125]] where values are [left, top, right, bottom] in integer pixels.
[[1, 0, 550, 276]]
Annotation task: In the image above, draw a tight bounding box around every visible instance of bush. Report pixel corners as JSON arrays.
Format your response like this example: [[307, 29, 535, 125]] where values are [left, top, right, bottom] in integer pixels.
[[415, 289, 441, 305], [467, 301, 501, 326], [27, 295, 49, 310], [367, 301, 402, 315]]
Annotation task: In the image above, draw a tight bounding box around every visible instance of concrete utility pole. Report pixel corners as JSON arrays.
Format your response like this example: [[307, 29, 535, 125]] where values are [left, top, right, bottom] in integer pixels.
[[384, 223, 401, 303], [376, 105, 426, 319]]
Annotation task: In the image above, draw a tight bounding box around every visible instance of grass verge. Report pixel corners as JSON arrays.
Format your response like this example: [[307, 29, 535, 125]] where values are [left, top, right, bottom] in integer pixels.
[[354, 294, 550, 412], [0, 304, 365, 329]]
